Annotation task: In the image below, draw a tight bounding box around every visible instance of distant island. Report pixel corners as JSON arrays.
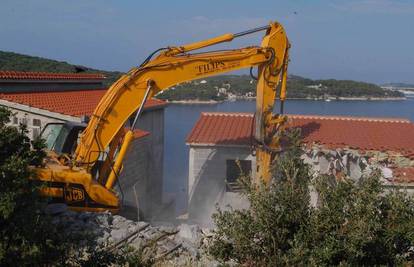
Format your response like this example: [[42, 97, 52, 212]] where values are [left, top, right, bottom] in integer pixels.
[[0, 50, 405, 102], [382, 82, 414, 89], [156, 75, 405, 102]]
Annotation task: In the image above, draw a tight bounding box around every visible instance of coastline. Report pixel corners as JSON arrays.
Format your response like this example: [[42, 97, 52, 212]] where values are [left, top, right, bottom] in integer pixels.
[[163, 96, 407, 104], [166, 100, 222, 104]]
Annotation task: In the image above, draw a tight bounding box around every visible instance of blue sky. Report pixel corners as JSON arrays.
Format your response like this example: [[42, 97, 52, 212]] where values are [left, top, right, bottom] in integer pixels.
[[1, 0, 413, 84]]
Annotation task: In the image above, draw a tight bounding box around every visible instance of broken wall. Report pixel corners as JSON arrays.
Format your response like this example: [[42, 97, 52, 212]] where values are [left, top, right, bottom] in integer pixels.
[[301, 145, 414, 196]]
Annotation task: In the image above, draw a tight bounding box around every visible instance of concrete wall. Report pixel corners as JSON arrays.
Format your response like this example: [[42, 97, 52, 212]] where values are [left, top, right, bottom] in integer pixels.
[[128, 108, 165, 210], [188, 145, 254, 225], [7, 110, 65, 139], [117, 135, 151, 220], [0, 99, 80, 139]]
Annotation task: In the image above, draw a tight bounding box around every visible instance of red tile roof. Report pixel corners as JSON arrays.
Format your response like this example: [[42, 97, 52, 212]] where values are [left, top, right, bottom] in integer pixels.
[[186, 112, 414, 156], [187, 112, 254, 146], [0, 71, 105, 80], [393, 167, 414, 183], [287, 114, 414, 155], [127, 128, 150, 139], [0, 89, 166, 117]]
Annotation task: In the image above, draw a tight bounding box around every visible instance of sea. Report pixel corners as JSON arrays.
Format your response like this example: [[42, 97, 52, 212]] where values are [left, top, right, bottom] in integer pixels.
[[163, 98, 414, 213]]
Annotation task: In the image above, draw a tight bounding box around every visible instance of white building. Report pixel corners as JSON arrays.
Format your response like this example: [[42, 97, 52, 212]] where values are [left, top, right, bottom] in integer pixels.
[[186, 112, 414, 225], [186, 113, 254, 224]]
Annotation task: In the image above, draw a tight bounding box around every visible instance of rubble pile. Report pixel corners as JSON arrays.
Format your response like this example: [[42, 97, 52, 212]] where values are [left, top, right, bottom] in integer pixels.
[[302, 145, 414, 183], [48, 205, 218, 266]]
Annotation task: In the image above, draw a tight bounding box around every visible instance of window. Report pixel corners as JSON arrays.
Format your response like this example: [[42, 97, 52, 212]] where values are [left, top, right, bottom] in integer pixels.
[[20, 117, 27, 125], [32, 127, 41, 139], [226, 159, 251, 192], [41, 124, 67, 151], [32, 118, 41, 127]]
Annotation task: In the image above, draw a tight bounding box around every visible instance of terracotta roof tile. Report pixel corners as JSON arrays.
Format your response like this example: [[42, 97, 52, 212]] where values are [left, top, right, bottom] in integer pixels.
[[124, 128, 150, 139], [0, 89, 166, 117], [287, 115, 414, 155], [186, 112, 254, 146], [0, 71, 105, 80], [393, 167, 414, 183], [186, 112, 414, 156]]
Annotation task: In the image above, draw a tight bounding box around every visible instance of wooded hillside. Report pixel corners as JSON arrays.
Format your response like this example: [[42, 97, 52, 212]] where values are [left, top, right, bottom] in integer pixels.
[[0, 51, 122, 86], [0, 50, 404, 100]]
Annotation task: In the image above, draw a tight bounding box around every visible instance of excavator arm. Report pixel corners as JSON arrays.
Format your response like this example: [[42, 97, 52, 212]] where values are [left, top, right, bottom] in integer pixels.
[[36, 22, 290, 212], [76, 22, 289, 177]]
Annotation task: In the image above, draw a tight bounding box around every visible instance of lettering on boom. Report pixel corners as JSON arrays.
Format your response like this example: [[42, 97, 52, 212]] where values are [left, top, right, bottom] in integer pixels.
[[195, 61, 241, 76]]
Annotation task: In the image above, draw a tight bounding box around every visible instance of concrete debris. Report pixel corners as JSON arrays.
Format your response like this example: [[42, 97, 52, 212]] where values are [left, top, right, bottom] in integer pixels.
[[369, 151, 389, 162], [177, 224, 202, 245], [394, 156, 412, 168], [303, 147, 370, 180], [302, 146, 413, 182], [380, 166, 393, 180], [51, 208, 218, 266]]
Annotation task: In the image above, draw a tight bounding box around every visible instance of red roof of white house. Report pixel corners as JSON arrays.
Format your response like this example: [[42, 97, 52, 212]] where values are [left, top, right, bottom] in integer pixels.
[[187, 112, 414, 182], [0, 71, 105, 80], [0, 89, 166, 117], [186, 112, 414, 156], [187, 112, 254, 146]]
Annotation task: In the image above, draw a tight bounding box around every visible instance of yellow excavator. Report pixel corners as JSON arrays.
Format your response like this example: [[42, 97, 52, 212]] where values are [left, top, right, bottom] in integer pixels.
[[35, 21, 290, 213]]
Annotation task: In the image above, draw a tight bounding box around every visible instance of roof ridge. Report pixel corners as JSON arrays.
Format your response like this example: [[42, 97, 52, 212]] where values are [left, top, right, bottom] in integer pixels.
[[287, 114, 411, 123], [200, 112, 410, 123], [201, 112, 253, 117], [0, 70, 106, 80]]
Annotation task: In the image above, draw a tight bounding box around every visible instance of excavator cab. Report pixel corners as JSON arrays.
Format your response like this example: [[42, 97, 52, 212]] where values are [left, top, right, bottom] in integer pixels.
[[41, 122, 86, 154]]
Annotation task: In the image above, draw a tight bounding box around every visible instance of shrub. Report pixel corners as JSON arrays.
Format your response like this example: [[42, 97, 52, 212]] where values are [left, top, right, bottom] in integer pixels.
[[209, 129, 414, 266], [0, 107, 136, 266]]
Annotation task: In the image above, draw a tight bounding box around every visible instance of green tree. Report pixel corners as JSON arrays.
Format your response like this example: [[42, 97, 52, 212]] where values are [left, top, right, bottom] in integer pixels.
[[0, 107, 153, 266], [0, 107, 56, 265], [209, 129, 414, 266], [308, 173, 414, 266]]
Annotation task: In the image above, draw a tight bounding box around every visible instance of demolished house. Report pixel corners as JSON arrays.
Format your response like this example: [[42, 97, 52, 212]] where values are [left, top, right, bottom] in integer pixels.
[[186, 112, 414, 224]]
